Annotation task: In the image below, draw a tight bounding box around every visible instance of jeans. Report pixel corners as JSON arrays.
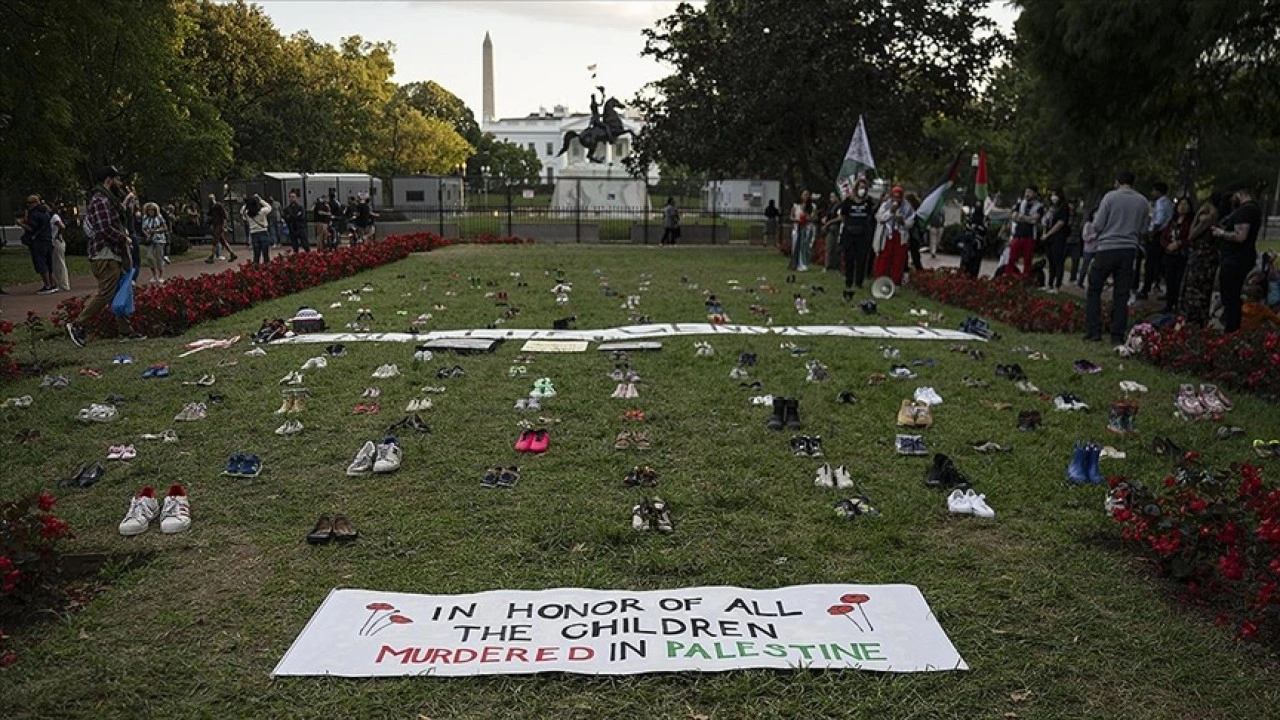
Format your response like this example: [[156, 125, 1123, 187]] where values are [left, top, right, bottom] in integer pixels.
[[1219, 254, 1254, 332], [842, 234, 871, 288], [1047, 236, 1067, 288], [1086, 248, 1137, 342], [1067, 241, 1083, 282], [1162, 253, 1187, 312], [250, 231, 271, 265], [1141, 236, 1164, 293]]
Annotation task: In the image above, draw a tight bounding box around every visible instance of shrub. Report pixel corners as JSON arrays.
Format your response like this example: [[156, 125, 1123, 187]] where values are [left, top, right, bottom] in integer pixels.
[[1132, 323, 1280, 403], [1, 491, 74, 667], [1110, 460, 1279, 639]]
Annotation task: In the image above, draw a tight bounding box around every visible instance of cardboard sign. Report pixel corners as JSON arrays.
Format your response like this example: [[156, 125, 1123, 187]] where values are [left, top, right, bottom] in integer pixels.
[[272, 584, 967, 678]]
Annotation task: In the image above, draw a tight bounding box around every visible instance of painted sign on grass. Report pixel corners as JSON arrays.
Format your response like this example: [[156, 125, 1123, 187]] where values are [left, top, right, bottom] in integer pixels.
[[272, 584, 966, 677]]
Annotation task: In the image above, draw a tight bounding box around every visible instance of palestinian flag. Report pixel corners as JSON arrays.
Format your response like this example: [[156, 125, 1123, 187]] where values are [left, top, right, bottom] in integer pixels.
[[974, 148, 988, 202], [915, 152, 963, 229], [835, 116, 876, 198]]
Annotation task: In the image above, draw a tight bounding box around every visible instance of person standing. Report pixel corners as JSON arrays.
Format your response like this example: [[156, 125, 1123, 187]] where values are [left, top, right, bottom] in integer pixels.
[[122, 188, 142, 270], [312, 194, 332, 250], [1211, 183, 1262, 333], [764, 199, 780, 246], [1077, 206, 1099, 289], [1066, 199, 1085, 284], [1008, 186, 1043, 279], [66, 166, 142, 347], [927, 207, 944, 260], [19, 195, 57, 294], [140, 202, 169, 283], [1159, 196, 1193, 314], [267, 195, 283, 247], [354, 193, 377, 242], [1084, 171, 1149, 344], [1042, 189, 1071, 292], [822, 191, 842, 271], [242, 193, 272, 265], [284, 190, 309, 252], [205, 194, 236, 263], [789, 191, 814, 271], [957, 203, 988, 279], [659, 196, 681, 246], [50, 204, 70, 291], [837, 178, 877, 298], [873, 186, 913, 285], [1181, 193, 1222, 326], [904, 192, 927, 273], [1137, 182, 1173, 300]]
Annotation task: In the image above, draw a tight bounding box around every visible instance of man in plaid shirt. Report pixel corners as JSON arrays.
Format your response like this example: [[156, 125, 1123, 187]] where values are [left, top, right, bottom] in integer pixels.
[[66, 166, 142, 347]]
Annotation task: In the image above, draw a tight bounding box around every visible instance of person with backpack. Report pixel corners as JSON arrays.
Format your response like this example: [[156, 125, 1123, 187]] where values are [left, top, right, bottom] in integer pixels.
[[241, 193, 272, 265], [66, 166, 144, 347]]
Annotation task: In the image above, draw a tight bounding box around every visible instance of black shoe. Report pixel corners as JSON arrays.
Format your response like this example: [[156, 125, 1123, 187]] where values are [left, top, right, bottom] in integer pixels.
[[67, 321, 87, 348], [807, 435, 824, 457], [836, 390, 858, 404], [784, 397, 801, 430], [767, 396, 786, 431], [77, 462, 105, 488], [331, 514, 359, 542], [59, 463, 88, 488], [307, 514, 335, 544], [925, 454, 954, 488], [790, 435, 808, 456]]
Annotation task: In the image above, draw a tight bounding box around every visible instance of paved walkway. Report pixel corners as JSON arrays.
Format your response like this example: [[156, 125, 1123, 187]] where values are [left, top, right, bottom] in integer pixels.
[[0, 252, 248, 320]]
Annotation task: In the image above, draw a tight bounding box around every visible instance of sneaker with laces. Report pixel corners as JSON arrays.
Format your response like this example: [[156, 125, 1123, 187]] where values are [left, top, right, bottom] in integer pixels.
[[814, 463, 835, 488], [118, 487, 159, 536], [372, 437, 402, 473], [346, 441, 377, 476], [965, 489, 995, 518], [833, 465, 854, 489], [301, 356, 328, 370], [159, 485, 192, 533], [947, 488, 972, 514]]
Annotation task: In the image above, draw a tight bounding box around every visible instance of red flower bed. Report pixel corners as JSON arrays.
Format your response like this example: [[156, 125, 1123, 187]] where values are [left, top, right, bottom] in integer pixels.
[[0, 320, 16, 381], [1130, 323, 1280, 403], [911, 268, 1085, 333], [1110, 460, 1279, 640], [51, 232, 480, 339]]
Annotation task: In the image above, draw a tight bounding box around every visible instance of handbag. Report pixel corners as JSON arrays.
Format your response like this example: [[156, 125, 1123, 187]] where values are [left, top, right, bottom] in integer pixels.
[[111, 268, 138, 317]]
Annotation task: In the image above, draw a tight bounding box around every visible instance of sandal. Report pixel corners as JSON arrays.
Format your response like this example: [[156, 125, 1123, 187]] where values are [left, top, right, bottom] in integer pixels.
[[1253, 439, 1273, 459]]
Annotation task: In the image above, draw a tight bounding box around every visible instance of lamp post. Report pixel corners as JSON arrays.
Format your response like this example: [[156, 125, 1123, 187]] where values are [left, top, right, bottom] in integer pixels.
[[481, 164, 491, 209], [1180, 138, 1199, 198]]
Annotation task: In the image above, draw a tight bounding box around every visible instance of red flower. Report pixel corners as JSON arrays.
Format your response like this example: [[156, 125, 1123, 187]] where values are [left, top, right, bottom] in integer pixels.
[[36, 492, 56, 511], [388, 615, 413, 624], [840, 593, 870, 604], [1240, 621, 1258, 639], [365, 602, 395, 611], [827, 605, 854, 616]]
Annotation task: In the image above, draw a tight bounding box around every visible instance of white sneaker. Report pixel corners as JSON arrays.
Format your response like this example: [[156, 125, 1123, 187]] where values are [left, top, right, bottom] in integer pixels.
[[947, 489, 972, 515], [405, 398, 420, 412], [729, 366, 748, 380], [372, 364, 400, 379], [118, 487, 159, 536], [834, 465, 854, 489], [913, 386, 943, 405], [1119, 380, 1149, 393], [814, 463, 834, 488], [346, 441, 377, 476], [280, 371, 303, 386], [245, 347, 267, 356], [966, 489, 995, 518], [301, 356, 327, 370], [159, 485, 192, 534], [372, 437, 402, 473], [1053, 394, 1074, 412], [275, 419, 303, 435], [413, 350, 433, 362]]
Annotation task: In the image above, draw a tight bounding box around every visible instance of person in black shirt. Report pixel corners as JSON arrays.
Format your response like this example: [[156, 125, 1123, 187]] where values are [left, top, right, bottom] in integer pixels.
[[822, 192, 843, 270], [1042, 189, 1071, 292], [1211, 182, 1262, 332], [764, 200, 781, 246], [838, 178, 877, 298], [285, 190, 309, 252], [958, 203, 988, 278]]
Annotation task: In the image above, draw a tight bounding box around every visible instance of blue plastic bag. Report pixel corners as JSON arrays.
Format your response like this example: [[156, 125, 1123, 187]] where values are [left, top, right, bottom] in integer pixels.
[[111, 267, 137, 317]]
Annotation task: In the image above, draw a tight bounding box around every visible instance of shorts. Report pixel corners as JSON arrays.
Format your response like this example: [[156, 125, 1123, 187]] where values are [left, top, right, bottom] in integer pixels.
[[30, 241, 54, 275]]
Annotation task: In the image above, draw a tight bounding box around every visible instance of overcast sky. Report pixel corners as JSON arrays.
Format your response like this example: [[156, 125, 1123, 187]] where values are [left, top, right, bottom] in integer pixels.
[[257, 1, 1019, 120]]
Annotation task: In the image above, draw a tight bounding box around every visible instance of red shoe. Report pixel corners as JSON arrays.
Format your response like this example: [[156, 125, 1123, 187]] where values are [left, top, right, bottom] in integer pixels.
[[528, 429, 550, 453], [353, 403, 368, 414], [514, 430, 535, 452]]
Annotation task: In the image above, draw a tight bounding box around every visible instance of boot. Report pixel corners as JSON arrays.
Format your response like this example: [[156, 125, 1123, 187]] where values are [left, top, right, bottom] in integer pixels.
[[1066, 443, 1090, 484], [784, 397, 801, 430], [1107, 403, 1127, 434], [1122, 402, 1139, 434], [767, 396, 786, 431], [925, 453, 953, 488], [289, 393, 307, 414], [275, 394, 294, 415], [1086, 443, 1105, 484]]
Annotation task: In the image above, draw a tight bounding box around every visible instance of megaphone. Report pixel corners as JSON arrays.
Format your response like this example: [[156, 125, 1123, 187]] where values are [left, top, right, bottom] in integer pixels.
[[871, 276, 896, 300]]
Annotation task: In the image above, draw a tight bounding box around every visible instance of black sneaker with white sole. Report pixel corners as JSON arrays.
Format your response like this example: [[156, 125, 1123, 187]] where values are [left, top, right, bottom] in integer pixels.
[[67, 321, 87, 348]]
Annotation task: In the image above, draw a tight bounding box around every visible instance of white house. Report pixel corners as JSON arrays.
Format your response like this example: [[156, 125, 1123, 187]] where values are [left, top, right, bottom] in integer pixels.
[[481, 105, 644, 184]]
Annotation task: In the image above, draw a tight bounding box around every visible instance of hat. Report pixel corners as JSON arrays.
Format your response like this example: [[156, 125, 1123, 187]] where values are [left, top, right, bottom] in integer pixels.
[[890, 186, 904, 197], [95, 165, 122, 183]]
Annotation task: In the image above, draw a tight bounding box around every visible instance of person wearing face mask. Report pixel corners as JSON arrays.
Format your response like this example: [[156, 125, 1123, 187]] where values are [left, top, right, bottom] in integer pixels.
[[1008, 186, 1043, 279], [837, 178, 877, 298], [1042, 189, 1071, 293], [1210, 182, 1262, 332], [873, 186, 914, 285]]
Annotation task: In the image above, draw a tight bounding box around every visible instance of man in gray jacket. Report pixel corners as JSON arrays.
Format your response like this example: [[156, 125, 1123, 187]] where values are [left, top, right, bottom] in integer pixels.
[[1085, 170, 1150, 344]]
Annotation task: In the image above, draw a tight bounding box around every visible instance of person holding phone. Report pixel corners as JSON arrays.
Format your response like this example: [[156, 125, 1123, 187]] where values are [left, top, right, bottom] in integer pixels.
[[1210, 182, 1262, 332]]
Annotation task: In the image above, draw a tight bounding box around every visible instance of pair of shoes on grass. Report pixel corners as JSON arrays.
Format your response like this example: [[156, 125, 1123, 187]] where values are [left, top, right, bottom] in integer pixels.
[[481, 466, 520, 489], [119, 485, 190, 536], [790, 435, 824, 457], [947, 489, 995, 518], [347, 437, 402, 475], [59, 462, 105, 488], [632, 497, 673, 532], [897, 399, 933, 428], [222, 454, 263, 478], [307, 514, 359, 543], [514, 429, 550, 453], [614, 431, 652, 450], [814, 463, 853, 488]]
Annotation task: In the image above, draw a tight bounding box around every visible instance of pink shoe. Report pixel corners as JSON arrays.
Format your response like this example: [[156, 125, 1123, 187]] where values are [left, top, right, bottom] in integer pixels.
[[1200, 384, 1232, 412], [528, 429, 550, 453], [1176, 384, 1206, 420], [514, 430, 535, 452]]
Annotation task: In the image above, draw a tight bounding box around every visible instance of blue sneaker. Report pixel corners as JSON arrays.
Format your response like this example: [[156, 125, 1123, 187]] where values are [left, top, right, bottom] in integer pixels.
[[222, 453, 245, 476]]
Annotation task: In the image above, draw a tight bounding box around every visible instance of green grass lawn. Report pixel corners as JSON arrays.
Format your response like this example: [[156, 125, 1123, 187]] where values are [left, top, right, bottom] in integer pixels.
[[0, 246, 91, 288], [1, 245, 1277, 719]]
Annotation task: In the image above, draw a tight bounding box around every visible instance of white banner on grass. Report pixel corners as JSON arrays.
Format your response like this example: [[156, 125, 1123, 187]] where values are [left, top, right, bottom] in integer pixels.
[[271, 584, 967, 678]]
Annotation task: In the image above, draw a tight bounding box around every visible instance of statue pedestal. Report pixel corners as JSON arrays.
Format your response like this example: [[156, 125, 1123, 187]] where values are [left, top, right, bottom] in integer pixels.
[[551, 162, 649, 212]]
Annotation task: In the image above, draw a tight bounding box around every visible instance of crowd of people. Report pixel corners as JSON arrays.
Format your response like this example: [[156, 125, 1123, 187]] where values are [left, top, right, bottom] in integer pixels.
[[772, 171, 1279, 336]]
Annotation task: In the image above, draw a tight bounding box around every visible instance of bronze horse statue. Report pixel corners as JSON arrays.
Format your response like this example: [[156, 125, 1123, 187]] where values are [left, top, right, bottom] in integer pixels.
[[557, 97, 632, 163]]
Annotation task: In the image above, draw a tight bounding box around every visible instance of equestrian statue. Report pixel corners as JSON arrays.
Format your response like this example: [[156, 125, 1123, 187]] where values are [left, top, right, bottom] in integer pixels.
[[557, 86, 633, 164]]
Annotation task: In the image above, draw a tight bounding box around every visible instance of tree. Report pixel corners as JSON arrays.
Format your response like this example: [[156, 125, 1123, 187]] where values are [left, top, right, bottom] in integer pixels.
[[629, 0, 1004, 195], [469, 134, 543, 186], [397, 81, 481, 144], [366, 104, 473, 177]]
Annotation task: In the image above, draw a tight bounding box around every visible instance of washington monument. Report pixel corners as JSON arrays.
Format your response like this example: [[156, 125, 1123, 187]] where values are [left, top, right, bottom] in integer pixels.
[[482, 31, 495, 123]]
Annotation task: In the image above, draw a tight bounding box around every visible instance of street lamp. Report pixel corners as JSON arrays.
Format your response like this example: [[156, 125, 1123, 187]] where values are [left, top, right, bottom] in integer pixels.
[[481, 165, 491, 207], [1180, 138, 1199, 197]]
